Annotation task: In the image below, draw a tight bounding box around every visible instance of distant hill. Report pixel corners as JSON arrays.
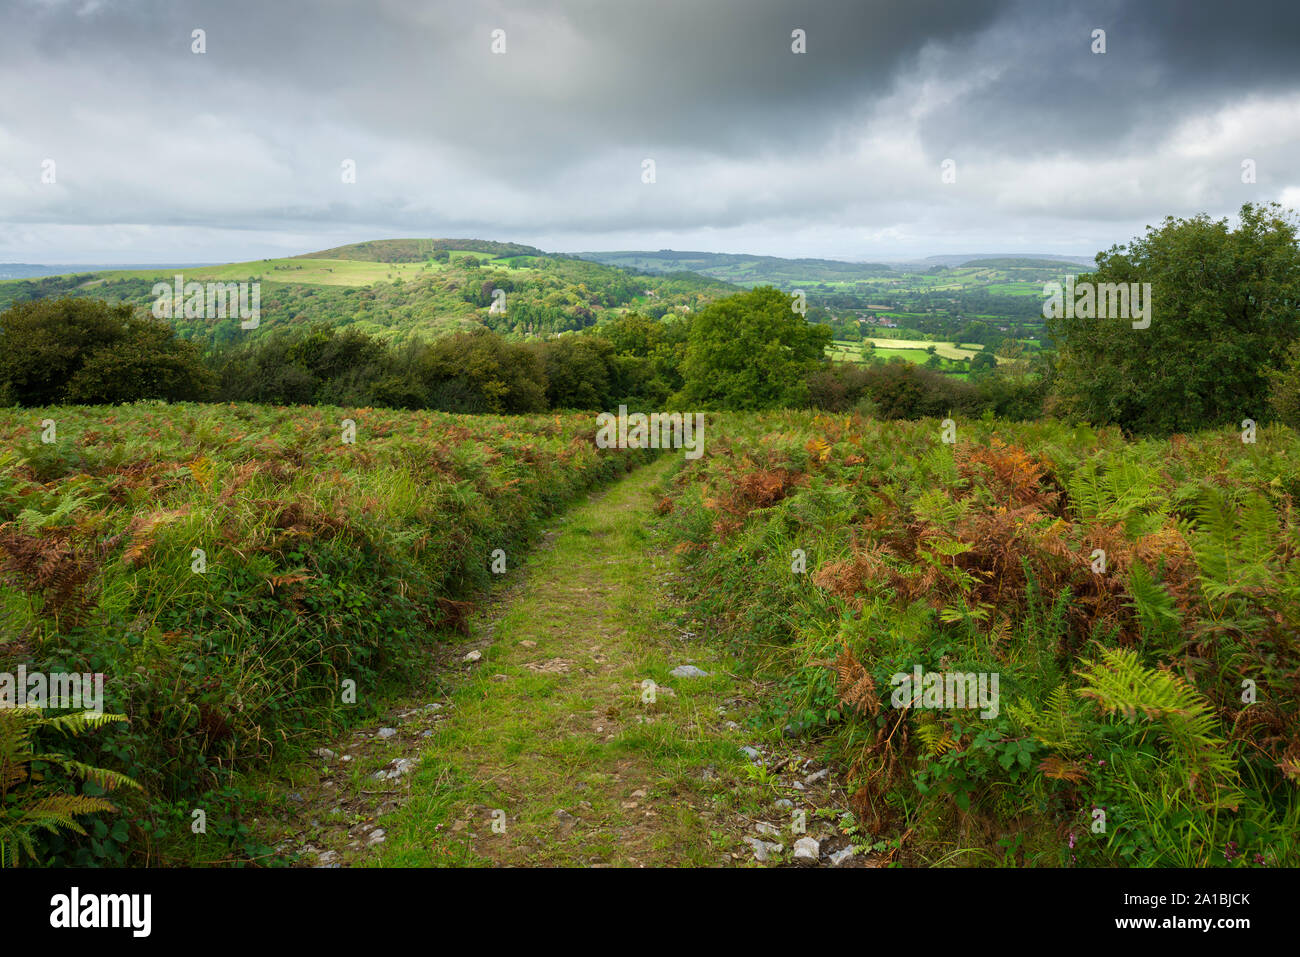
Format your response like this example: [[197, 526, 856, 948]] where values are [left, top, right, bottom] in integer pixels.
[[0, 263, 217, 280], [0, 240, 736, 346], [957, 257, 1098, 269], [572, 250, 897, 286], [298, 238, 544, 263], [904, 253, 1095, 269]]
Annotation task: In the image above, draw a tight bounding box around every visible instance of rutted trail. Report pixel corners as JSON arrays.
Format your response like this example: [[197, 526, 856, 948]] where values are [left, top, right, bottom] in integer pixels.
[[376, 455, 763, 866], [260, 455, 862, 867]]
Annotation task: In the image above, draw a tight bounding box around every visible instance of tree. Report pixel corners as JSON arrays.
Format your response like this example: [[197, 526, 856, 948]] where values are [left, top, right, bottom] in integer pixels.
[[679, 286, 832, 410], [590, 312, 688, 403], [969, 351, 997, 375], [535, 336, 613, 410], [1047, 203, 1300, 434], [0, 297, 212, 405], [417, 327, 546, 414]]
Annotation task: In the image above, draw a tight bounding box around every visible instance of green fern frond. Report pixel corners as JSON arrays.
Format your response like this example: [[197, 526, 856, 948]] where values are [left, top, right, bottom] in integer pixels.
[[1127, 561, 1182, 635], [1007, 684, 1090, 754], [39, 711, 128, 737], [915, 717, 957, 756], [59, 760, 141, 793], [1076, 647, 1241, 808], [1190, 486, 1279, 610]]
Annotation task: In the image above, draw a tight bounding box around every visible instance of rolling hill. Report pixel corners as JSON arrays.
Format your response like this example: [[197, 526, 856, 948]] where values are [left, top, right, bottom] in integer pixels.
[[572, 249, 897, 285], [0, 241, 738, 346]]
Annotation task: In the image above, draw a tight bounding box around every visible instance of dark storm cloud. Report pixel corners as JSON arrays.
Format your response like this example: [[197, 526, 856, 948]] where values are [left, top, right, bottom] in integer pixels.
[[914, 0, 1300, 162], [7, 0, 1014, 171], [1, 0, 1298, 260]]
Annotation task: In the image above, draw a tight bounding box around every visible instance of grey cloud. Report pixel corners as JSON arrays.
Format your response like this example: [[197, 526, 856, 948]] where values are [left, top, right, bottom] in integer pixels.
[[1, 0, 1298, 260]]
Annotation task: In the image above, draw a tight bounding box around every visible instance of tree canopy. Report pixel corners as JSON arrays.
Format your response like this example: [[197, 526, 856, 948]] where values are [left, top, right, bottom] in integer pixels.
[[1047, 202, 1300, 434], [0, 297, 212, 406], [679, 286, 831, 410]]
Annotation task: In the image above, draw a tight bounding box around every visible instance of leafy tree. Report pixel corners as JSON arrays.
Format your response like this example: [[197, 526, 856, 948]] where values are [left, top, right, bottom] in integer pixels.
[[0, 297, 212, 405], [535, 336, 613, 410], [590, 312, 688, 404], [679, 286, 831, 410], [417, 328, 546, 413], [1047, 203, 1300, 434], [859, 358, 980, 419]]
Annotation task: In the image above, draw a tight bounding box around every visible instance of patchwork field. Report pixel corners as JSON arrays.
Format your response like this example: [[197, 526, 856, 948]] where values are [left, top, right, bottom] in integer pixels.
[[826, 338, 994, 365]]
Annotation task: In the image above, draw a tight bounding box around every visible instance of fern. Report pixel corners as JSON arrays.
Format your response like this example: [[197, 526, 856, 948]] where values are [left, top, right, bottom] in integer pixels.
[[15, 489, 98, 531], [1127, 561, 1182, 636], [1076, 647, 1242, 809], [1008, 684, 1091, 754], [915, 717, 957, 756], [1066, 454, 1168, 533], [1190, 486, 1278, 610], [0, 707, 139, 867]]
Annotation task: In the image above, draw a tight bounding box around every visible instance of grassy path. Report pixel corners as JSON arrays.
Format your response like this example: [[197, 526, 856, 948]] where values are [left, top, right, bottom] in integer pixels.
[[367, 455, 772, 866], [258, 455, 864, 867]]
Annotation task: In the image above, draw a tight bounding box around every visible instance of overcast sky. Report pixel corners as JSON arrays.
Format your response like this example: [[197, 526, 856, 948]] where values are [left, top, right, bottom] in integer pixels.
[[2, 0, 1299, 263]]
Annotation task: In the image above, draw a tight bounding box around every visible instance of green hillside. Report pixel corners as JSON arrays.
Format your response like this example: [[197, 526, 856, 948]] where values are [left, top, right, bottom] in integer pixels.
[[299, 238, 544, 262], [0, 242, 738, 347]]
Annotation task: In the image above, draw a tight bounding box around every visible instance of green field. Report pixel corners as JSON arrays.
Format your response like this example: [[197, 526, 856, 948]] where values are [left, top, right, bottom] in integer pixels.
[[985, 282, 1045, 296], [828, 338, 996, 366]]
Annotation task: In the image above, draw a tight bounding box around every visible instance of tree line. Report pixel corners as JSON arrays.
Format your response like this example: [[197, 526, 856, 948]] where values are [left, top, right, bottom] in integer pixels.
[[2, 203, 1298, 434]]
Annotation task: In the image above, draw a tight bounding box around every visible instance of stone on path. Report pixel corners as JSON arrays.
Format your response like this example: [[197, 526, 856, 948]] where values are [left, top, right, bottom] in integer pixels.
[[793, 837, 820, 862], [829, 846, 858, 866], [744, 837, 783, 862], [670, 664, 709, 678]]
